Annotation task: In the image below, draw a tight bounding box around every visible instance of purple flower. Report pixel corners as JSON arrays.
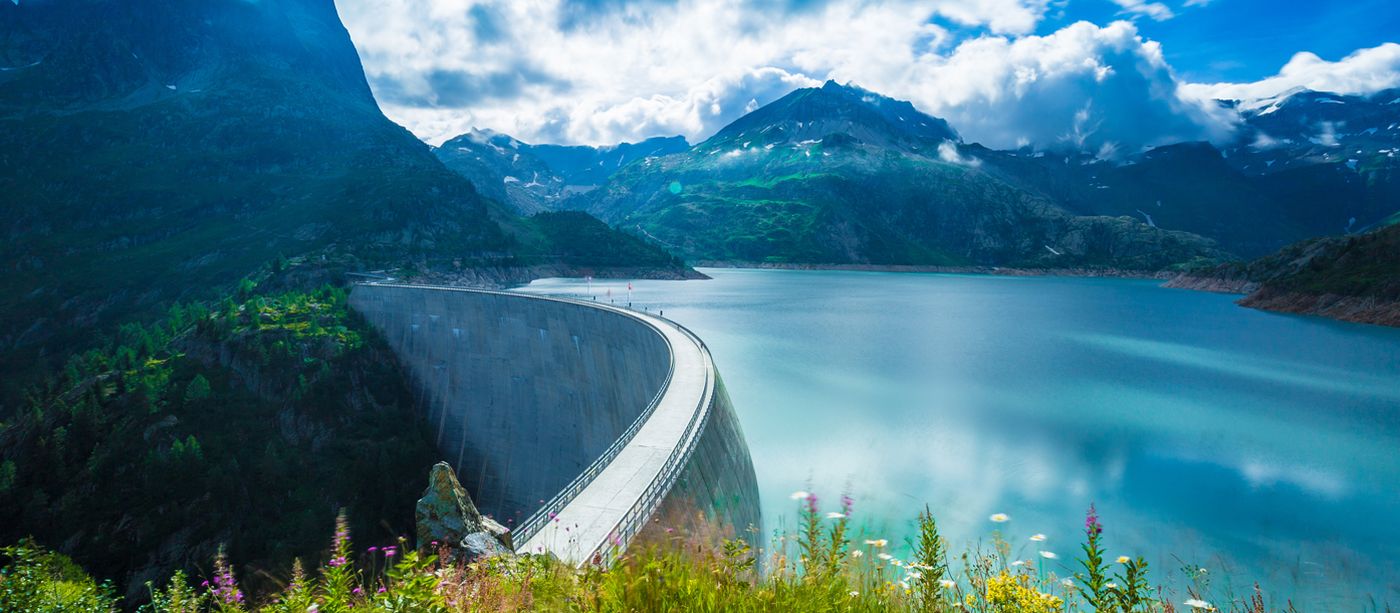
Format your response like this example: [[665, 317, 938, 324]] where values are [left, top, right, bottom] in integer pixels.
[[1085, 504, 1103, 538]]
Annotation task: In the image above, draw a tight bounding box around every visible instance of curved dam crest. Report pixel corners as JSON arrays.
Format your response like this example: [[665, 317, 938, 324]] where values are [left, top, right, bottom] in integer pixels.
[[349, 284, 760, 562]]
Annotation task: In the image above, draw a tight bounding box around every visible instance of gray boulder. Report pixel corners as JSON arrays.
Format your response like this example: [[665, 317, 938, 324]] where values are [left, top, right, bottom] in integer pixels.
[[416, 462, 513, 562]]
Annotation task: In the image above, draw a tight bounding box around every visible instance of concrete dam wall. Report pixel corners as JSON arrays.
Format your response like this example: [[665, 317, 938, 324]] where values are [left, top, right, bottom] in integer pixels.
[[349, 284, 760, 561]]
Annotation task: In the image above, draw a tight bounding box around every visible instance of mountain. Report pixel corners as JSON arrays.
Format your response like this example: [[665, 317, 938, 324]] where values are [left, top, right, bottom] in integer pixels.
[[570, 81, 1400, 267], [919, 89, 1400, 259], [699, 79, 957, 154], [435, 129, 567, 214], [527, 135, 691, 186], [573, 81, 1222, 268], [0, 0, 686, 402], [433, 130, 689, 213], [1168, 219, 1400, 326]]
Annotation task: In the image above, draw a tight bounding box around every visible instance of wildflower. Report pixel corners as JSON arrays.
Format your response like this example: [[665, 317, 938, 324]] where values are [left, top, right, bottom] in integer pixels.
[[1085, 504, 1103, 538], [1029, 533, 1046, 542], [368, 546, 377, 552], [851, 550, 864, 558], [826, 512, 846, 519], [989, 513, 1010, 523], [1184, 598, 1216, 610], [849, 590, 859, 597], [865, 539, 888, 548], [899, 580, 911, 590], [1011, 560, 1026, 567], [1116, 555, 1131, 564], [1061, 579, 1074, 587], [1038, 551, 1057, 559], [790, 490, 811, 500], [877, 552, 893, 561], [1106, 582, 1119, 589], [907, 571, 923, 580], [308, 605, 320, 613], [940, 579, 957, 589]]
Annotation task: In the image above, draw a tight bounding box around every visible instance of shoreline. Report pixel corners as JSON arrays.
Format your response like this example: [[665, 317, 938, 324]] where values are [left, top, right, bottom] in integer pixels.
[[691, 260, 1175, 280]]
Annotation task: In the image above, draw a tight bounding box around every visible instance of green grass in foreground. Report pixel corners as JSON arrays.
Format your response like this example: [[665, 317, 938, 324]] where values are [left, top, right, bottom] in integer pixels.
[[2, 494, 1306, 612]]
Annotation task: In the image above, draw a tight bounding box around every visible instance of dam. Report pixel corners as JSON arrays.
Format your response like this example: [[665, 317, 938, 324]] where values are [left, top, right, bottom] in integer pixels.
[[348, 283, 760, 563]]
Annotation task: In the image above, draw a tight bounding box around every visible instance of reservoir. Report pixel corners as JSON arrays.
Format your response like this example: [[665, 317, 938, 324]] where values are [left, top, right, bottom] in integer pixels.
[[521, 268, 1400, 608]]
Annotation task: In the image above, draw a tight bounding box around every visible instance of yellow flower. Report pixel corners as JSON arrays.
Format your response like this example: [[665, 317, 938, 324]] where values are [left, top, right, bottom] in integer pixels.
[[986, 572, 1064, 613]]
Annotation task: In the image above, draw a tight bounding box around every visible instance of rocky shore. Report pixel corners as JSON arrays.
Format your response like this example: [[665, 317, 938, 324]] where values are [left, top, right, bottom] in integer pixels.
[[1238, 288, 1400, 327], [1160, 274, 1257, 294], [694, 260, 1175, 280]]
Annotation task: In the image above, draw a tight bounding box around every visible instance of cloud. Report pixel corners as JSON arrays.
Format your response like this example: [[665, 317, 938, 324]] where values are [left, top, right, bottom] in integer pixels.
[[335, 1, 1394, 154], [1182, 42, 1400, 102], [337, 0, 1050, 145], [938, 141, 982, 166], [894, 21, 1235, 152], [1108, 0, 1174, 21]]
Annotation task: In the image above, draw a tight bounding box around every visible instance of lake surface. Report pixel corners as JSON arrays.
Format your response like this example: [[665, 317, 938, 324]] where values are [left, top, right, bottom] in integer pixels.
[[521, 268, 1400, 608]]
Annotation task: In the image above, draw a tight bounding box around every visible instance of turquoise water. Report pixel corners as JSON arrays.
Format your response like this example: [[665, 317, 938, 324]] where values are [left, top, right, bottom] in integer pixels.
[[522, 269, 1400, 608]]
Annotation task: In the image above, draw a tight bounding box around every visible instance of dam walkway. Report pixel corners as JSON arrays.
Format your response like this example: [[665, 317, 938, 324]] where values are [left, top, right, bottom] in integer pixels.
[[357, 284, 717, 565]]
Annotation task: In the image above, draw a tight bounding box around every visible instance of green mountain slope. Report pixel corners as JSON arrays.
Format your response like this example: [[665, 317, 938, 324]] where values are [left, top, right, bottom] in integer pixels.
[[0, 0, 686, 406], [1170, 218, 1400, 326], [0, 284, 439, 601]]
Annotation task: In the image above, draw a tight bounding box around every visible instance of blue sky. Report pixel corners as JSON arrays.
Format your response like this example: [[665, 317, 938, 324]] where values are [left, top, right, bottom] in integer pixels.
[[1045, 0, 1400, 83], [336, 0, 1400, 151]]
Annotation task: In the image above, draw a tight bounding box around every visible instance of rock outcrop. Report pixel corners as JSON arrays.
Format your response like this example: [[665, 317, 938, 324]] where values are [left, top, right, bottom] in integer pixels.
[[416, 462, 514, 562]]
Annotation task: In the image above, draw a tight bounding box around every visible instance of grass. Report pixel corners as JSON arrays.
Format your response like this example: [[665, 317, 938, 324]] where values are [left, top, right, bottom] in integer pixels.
[[2, 491, 1313, 612]]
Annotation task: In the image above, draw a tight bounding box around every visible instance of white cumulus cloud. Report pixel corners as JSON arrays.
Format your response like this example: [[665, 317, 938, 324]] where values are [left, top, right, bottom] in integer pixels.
[[333, 0, 1398, 154], [1182, 42, 1400, 102], [895, 21, 1235, 153]]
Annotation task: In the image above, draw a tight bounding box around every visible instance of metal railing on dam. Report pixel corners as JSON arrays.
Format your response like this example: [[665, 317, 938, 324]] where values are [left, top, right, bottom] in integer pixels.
[[349, 283, 760, 565]]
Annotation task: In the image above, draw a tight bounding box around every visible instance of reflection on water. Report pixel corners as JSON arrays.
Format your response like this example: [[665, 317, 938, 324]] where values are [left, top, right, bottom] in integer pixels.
[[522, 269, 1400, 608]]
